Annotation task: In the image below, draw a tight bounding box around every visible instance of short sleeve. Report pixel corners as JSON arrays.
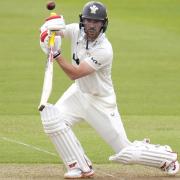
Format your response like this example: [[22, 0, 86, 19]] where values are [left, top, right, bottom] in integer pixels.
[[63, 23, 79, 39], [84, 47, 113, 70]]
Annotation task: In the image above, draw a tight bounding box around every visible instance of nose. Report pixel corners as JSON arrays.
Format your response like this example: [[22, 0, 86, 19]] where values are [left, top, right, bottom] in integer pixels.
[[88, 21, 95, 27]]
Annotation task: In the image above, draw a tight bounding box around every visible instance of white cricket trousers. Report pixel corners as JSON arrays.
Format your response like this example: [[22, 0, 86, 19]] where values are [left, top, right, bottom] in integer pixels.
[[55, 83, 131, 153]]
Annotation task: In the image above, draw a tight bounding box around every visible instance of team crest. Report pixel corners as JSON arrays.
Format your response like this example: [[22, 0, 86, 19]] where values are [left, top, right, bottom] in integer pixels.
[[90, 5, 99, 14]]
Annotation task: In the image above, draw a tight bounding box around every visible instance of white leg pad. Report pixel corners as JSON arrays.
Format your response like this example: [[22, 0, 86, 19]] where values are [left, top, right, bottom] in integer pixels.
[[109, 140, 178, 171], [40, 104, 92, 172]]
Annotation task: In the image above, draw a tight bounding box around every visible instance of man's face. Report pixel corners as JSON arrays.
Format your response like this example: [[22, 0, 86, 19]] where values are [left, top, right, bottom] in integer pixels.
[[83, 18, 103, 41]]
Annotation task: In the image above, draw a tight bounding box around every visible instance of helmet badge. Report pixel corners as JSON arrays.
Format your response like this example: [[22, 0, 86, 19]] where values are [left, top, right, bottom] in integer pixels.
[[90, 5, 99, 14]]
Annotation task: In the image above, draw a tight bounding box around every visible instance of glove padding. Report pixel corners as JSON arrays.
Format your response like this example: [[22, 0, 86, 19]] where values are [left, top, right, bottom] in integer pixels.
[[40, 14, 66, 32], [40, 32, 62, 55], [40, 15, 65, 55]]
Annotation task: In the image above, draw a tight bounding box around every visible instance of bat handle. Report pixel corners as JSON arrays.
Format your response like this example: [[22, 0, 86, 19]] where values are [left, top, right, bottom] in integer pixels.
[[49, 12, 57, 45], [49, 31, 56, 47]]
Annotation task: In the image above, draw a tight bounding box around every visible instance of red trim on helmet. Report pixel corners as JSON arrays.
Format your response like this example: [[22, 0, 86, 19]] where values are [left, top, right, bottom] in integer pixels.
[[46, 15, 61, 21], [40, 30, 48, 42]]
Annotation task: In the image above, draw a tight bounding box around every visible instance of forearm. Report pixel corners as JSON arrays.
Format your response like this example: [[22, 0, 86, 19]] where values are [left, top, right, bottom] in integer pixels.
[[55, 54, 95, 80], [55, 55, 80, 80]]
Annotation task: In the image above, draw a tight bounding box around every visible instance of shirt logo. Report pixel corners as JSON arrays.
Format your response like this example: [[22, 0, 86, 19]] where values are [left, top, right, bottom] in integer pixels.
[[91, 57, 101, 66], [73, 53, 80, 65], [90, 5, 99, 14]]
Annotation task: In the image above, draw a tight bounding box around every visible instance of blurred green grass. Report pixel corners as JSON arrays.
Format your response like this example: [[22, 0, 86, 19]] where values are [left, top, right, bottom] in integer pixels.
[[0, 0, 180, 163]]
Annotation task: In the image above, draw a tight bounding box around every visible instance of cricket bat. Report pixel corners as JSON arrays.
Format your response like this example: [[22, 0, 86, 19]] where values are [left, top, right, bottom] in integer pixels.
[[38, 25, 56, 111]]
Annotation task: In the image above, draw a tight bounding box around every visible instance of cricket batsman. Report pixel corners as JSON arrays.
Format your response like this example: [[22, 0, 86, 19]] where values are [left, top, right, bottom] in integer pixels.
[[39, 1, 179, 179]]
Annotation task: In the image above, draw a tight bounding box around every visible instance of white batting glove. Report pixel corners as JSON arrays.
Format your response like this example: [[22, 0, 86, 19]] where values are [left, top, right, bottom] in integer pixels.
[[40, 14, 66, 32], [39, 14, 65, 55], [40, 31, 62, 55]]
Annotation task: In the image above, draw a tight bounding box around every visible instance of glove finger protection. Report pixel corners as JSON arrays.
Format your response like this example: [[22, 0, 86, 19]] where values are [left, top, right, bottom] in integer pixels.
[[40, 14, 65, 33], [39, 15, 65, 55]]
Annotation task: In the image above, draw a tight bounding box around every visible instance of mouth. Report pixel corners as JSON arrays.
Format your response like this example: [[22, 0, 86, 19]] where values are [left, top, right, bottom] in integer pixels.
[[85, 27, 99, 41], [86, 28, 97, 37], [87, 28, 96, 33]]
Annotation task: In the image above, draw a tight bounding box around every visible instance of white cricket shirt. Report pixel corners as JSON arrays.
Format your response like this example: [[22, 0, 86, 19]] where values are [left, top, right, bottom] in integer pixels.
[[63, 23, 116, 105]]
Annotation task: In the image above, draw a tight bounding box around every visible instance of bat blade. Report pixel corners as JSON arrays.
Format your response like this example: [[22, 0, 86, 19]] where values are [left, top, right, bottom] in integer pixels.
[[38, 59, 53, 111], [38, 22, 56, 111]]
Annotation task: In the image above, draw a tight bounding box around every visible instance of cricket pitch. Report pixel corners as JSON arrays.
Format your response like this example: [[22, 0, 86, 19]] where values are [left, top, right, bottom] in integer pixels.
[[0, 164, 179, 180]]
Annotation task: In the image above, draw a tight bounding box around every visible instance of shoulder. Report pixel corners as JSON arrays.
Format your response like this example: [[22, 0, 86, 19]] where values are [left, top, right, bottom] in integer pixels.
[[103, 35, 112, 49], [85, 36, 113, 70], [96, 36, 113, 59], [65, 23, 79, 31]]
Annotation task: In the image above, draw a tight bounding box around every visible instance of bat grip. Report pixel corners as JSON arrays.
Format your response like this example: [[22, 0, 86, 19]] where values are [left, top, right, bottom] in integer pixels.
[[49, 32, 55, 47], [48, 12, 57, 47]]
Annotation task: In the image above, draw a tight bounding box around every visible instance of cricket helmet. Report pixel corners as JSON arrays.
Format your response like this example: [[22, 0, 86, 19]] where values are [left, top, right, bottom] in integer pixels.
[[79, 1, 108, 32]]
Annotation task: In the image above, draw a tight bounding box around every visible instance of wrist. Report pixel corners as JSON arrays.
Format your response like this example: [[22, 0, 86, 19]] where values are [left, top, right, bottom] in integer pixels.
[[53, 50, 61, 59]]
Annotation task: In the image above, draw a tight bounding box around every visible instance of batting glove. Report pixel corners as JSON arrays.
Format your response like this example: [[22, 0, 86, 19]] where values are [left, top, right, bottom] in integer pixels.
[[40, 31, 62, 55], [40, 14, 66, 33], [39, 14, 65, 55]]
